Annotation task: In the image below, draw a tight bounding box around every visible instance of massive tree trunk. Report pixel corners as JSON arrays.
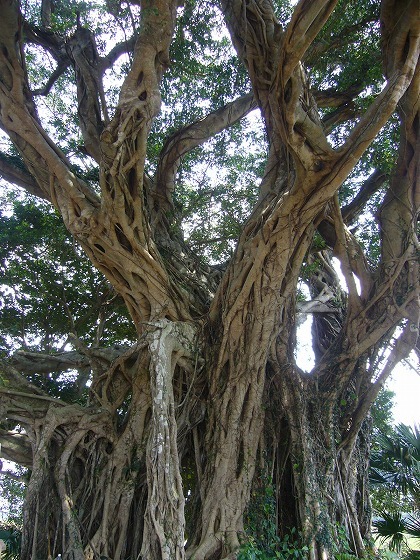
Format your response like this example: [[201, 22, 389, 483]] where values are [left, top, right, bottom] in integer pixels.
[[0, 0, 418, 559]]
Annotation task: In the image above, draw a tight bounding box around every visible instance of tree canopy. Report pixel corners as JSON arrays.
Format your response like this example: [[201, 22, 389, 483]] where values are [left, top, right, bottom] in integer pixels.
[[0, 0, 418, 559]]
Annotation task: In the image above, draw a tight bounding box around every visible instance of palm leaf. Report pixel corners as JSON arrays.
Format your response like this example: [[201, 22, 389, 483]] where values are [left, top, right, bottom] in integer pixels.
[[404, 513, 420, 540], [1, 528, 21, 560], [373, 511, 407, 553], [371, 424, 420, 496]]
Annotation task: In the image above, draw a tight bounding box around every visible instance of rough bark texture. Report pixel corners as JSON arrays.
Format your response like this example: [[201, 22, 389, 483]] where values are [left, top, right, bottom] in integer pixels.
[[0, 0, 418, 559]]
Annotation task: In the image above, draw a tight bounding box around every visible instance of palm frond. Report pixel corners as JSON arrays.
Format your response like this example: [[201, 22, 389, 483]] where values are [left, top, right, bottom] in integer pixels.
[[404, 513, 420, 539], [373, 511, 407, 553], [395, 424, 420, 457]]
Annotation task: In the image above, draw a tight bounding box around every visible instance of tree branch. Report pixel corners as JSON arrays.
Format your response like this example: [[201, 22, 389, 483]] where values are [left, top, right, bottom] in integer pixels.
[[331, 194, 365, 308], [0, 151, 47, 198], [10, 346, 128, 376], [31, 60, 69, 96], [281, 0, 339, 81], [341, 321, 418, 454], [321, 102, 360, 134], [342, 169, 388, 225], [101, 36, 137, 69], [313, 86, 364, 109], [219, 0, 281, 103], [24, 20, 136, 98], [22, 20, 64, 59], [317, 169, 388, 252], [153, 92, 256, 210], [336, 1, 419, 171], [67, 27, 108, 162], [0, 429, 33, 467], [0, 1, 100, 228]]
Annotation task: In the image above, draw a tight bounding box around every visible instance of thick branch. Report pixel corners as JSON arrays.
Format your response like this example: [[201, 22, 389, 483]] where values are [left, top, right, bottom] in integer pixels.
[[313, 87, 364, 109], [22, 20, 64, 59], [153, 93, 256, 210], [281, 0, 339, 81], [331, 194, 369, 307], [10, 346, 127, 376], [101, 36, 137, 69], [314, 85, 363, 133], [219, 0, 281, 99], [0, 151, 46, 198], [342, 169, 388, 225], [321, 102, 360, 134], [0, 429, 32, 467], [67, 27, 108, 162], [336, 1, 419, 171]]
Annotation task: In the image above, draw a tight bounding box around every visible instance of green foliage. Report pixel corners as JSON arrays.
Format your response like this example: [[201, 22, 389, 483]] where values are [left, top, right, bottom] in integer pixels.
[[370, 423, 420, 558], [240, 474, 308, 559], [238, 529, 309, 560], [0, 190, 136, 357], [0, 465, 26, 560], [0, 189, 136, 403], [374, 511, 409, 554], [403, 551, 420, 560], [371, 389, 396, 443], [308, 0, 382, 101], [373, 511, 420, 557], [370, 424, 420, 509], [0, 527, 22, 560], [0, 469, 26, 528]]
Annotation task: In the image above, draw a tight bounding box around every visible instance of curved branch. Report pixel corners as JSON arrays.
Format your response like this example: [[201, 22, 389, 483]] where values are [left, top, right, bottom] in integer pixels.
[[342, 169, 388, 225], [317, 169, 388, 251], [153, 92, 256, 209], [0, 429, 33, 467], [10, 346, 128, 376], [23, 15, 137, 97], [32, 60, 70, 96], [67, 27, 108, 162], [331, 193, 369, 307], [281, 0, 338, 81], [22, 20, 64, 59], [101, 36, 137, 69], [336, 1, 419, 170], [0, 151, 47, 198], [21, 21, 73, 97]]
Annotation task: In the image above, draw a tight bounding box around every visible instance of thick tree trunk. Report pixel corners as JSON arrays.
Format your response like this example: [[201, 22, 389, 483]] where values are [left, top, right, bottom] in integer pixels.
[[12, 321, 196, 560], [272, 365, 372, 560], [188, 363, 266, 558]]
